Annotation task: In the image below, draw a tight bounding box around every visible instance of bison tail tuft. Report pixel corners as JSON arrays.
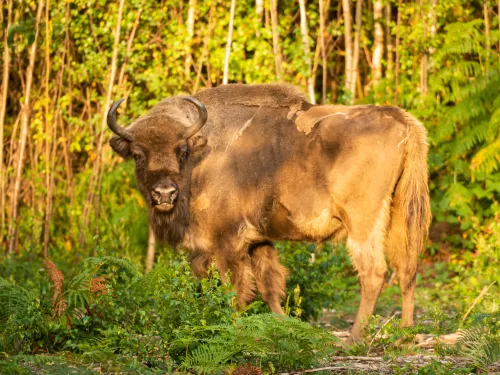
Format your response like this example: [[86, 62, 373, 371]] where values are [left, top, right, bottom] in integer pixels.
[[396, 112, 431, 256]]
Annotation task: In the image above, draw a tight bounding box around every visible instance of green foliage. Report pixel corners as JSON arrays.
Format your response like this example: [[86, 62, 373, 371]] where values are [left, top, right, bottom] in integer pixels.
[[182, 314, 336, 372], [278, 242, 358, 321], [458, 320, 500, 369], [0, 254, 337, 372]]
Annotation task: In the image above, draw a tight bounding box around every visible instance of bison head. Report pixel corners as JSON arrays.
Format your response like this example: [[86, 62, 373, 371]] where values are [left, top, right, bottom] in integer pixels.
[[107, 97, 208, 240]]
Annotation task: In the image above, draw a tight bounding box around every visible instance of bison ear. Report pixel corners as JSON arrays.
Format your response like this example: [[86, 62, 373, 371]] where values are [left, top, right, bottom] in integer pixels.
[[110, 135, 132, 159], [188, 134, 208, 153]]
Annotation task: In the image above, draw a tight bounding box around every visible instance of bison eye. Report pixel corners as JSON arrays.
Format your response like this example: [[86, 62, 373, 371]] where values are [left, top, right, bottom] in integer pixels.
[[178, 144, 189, 165]]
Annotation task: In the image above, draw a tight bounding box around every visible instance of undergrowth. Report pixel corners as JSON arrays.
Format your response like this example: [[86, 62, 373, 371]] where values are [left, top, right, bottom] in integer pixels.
[[0, 255, 336, 373]]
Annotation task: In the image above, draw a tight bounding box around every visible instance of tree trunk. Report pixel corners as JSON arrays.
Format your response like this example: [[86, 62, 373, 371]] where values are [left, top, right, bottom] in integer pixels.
[[484, 0, 490, 72], [223, 0, 236, 85], [350, 0, 362, 99], [269, 0, 283, 81], [146, 225, 156, 272], [185, 0, 196, 78], [256, 0, 264, 22], [0, 0, 12, 247], [298, 0, 315, 103], [43, 0, 52, 257], [394, 0, 402, 106], [419, 0, 428, 96], [343, 0, 354, 97], [80, 0, 125, 251], [372, 0, 384, 86], [8, 0, 45, 254], [385, 2, 393, 79], [319, 0, 327, 103]]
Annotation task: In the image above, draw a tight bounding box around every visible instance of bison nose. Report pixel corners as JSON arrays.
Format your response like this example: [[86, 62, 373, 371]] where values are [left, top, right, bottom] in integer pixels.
[[151, 184, 179, 205]]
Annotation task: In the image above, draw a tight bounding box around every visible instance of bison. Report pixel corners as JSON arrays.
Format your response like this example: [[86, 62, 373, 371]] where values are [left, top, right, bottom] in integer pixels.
[[108, 84, 430, 341]]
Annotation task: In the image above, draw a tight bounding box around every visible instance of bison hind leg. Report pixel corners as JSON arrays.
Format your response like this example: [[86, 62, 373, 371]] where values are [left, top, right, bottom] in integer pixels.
[[386, 195, 419, 328], [250, 241, 288, 315], [347, 199, 391, 342]]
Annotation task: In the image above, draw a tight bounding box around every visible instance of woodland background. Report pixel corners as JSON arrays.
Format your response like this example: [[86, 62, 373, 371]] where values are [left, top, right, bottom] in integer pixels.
[[0, 0, 499, 373]]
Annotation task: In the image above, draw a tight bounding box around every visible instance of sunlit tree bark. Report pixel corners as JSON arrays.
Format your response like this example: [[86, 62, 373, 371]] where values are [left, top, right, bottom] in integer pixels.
[[80, 0, 125, 252], [372, 0, 384, 86], [0, 0, 12, 247], [419, 0, 428, 96], [319, 0, 327, 103], [185, 0, 196, 78], [299, 0, 315, 103], [343, 0, 354, 97], [385, 2, 393, 79], [223, 0, 236, 85], [146, 225, 156, 272], [394, 0, 402, 105], [350, 0, 362, 98], [269, 0, 283, 81], [8, 0, 45, 253], [484, 0, 490, 72]]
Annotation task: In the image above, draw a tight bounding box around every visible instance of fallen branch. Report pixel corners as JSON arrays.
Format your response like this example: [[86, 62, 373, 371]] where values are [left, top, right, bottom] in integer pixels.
[[461, 281, 496, 325]]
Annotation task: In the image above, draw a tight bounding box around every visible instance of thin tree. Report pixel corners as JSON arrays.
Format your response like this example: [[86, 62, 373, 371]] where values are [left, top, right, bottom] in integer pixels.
[[419, 0, 428, 96], [484, 0, 490, 72], [319, 0, 328, 103], [223, 0, 237, 85], [350, 0, 362, 98], [43, 0, 52, 257], [343, 0, 354, 99], [256, 0, 264, 22], [80, 0, 125, 251], [372, 0, 384, 86], [385, 1, 393, 79], [146, 225, 156, 272], [185, 0, 196, 78], [0, 0, 13, 247], [8, 0, 45, 253], [269, 0, 283, 81], [299, 0, 316, 103], [394, 0, 402, 105]]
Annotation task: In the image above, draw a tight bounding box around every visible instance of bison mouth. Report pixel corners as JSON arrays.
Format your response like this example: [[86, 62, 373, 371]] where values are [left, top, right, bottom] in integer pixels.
[[153, 201, 176, 212]]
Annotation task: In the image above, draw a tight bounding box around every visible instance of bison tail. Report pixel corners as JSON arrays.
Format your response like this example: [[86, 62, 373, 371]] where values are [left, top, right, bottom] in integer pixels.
[[395, 111, 431, 256]]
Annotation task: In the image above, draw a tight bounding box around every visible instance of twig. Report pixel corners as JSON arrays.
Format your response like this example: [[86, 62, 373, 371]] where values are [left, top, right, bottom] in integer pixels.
[[367, 313, 397, 355], [461, 281, 496, 325]]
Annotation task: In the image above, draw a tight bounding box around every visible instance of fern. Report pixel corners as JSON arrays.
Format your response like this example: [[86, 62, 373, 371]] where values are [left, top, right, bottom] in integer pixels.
[[180, 313, 336, 371], [183, 343, 238, 373], [0, 282, 36, 324], [459, 325, 500, 369]]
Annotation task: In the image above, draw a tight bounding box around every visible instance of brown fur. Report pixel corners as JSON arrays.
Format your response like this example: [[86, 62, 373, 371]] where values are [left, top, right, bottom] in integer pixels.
[[109, 83, 430, 341]]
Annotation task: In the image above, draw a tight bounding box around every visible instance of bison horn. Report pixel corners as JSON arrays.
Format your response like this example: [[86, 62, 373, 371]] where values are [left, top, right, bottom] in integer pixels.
[[107, 98, 133, 141], [181, 97, 208, 138]]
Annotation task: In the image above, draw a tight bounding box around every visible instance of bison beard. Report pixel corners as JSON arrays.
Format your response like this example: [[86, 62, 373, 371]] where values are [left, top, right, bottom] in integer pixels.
[[107, 83, 431, 343], [150, 189, 190, 246]]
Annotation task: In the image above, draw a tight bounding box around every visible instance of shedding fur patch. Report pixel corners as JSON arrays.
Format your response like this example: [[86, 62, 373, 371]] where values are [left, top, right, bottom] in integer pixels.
[[295, 106, 349, 134]]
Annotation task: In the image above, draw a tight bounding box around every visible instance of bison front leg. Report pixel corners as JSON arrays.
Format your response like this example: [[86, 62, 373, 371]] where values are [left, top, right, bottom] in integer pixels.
[[215, 254, 257, 309], [250, 242, 288, 315]]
